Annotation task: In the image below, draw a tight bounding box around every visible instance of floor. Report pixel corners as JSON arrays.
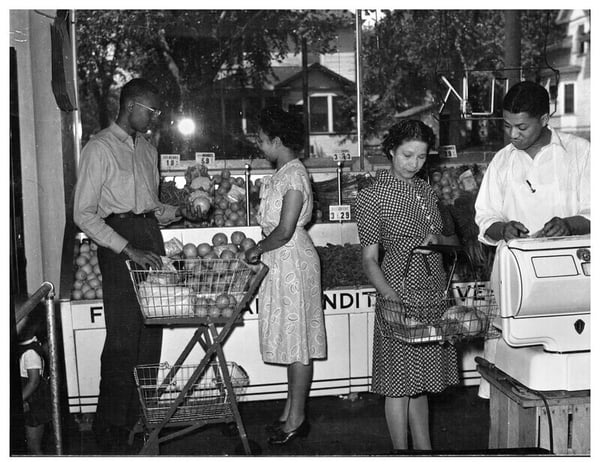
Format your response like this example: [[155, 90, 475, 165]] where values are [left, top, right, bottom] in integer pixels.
[[59, 385, 495, 456]]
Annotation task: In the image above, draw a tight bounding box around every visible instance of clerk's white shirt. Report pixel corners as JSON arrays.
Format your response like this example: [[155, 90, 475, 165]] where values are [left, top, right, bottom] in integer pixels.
[[475, 127, 590, 246]]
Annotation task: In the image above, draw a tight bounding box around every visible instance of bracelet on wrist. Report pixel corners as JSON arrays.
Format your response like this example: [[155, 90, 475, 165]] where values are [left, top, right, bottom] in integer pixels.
[[255, 241, 264, 254]]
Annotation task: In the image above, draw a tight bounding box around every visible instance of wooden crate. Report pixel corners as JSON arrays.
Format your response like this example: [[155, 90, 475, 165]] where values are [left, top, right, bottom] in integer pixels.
[[479, 362, 590, 455]]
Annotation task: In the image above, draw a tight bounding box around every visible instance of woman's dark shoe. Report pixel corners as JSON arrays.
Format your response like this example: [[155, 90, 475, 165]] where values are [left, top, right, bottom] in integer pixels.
[[267, 419, 310, 445], [265, 419, 285, 434]]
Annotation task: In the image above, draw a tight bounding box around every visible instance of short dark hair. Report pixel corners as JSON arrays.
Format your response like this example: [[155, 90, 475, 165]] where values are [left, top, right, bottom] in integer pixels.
[[381, 119, 436, 160], [119, 78, 160, 107], [502, 81, 550, 118], [257, 106, 305, 153]]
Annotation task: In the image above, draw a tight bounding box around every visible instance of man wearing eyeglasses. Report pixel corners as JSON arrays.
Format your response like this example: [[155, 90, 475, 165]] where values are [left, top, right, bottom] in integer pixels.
[[74, 78, 182, 452]]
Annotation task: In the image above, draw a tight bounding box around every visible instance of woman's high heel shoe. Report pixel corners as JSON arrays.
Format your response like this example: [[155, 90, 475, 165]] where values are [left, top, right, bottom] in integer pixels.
[[267, 419, 310, 445], [265, 419, 285, 434]]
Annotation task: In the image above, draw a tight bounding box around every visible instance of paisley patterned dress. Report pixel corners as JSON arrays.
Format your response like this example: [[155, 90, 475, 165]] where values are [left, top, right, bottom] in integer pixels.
[[356, 170, 459, 397], [256, 159, 327, 365]]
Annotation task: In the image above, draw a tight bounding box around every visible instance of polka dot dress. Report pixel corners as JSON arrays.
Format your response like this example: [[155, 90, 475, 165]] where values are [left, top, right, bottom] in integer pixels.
[[356, 169, 459, 397]]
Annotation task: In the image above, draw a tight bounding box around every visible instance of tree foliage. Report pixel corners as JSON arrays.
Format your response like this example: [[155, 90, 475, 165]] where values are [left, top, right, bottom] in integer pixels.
[[360, 10, 564, 138], [76, 10, 566, 150], [76, 10, 352, 145]]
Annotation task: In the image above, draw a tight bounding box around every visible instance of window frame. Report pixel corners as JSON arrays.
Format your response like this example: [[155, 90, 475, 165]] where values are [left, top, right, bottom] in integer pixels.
[[562, 82, 575, 115]]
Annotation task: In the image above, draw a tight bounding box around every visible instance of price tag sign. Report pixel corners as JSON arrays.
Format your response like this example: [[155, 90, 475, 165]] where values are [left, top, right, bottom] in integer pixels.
[[329, 205, 351, 221], [195, 152, 216, 165], [160, 154, 180, 170], [332, 150, 352, 162], [438, 145, 458, 158]]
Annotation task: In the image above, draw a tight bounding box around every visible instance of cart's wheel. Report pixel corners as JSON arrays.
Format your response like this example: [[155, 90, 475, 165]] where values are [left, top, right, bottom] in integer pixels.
[[139, 440, 160, 456], [233, 438, 262, 455]]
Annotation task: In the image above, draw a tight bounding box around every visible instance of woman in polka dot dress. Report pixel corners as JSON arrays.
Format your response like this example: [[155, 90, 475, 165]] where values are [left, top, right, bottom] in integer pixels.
[[356, 120, 460, 450]]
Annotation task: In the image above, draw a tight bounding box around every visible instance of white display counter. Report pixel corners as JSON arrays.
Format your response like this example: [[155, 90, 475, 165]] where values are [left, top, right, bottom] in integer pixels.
[[60, 223, 482, 413]]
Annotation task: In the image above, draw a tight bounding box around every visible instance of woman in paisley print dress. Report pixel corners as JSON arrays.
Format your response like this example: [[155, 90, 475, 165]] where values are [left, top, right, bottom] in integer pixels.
[[356, 120, 460, 450], [245, 107, 326, 445]]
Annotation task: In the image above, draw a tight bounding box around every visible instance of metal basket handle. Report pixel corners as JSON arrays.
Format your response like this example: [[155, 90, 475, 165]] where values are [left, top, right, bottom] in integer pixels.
[[401, 245, 475, 295]]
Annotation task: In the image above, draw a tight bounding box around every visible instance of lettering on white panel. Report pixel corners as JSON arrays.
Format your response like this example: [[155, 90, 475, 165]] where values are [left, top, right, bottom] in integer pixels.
[[90, 306, 103, 324]]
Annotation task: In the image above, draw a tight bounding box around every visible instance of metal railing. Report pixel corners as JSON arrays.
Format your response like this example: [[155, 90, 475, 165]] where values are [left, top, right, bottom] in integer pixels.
[[14, 281, 63, 455]]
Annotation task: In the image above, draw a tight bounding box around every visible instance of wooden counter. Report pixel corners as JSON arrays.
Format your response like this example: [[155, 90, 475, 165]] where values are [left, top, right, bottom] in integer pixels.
[[477, 359, 590, 455]]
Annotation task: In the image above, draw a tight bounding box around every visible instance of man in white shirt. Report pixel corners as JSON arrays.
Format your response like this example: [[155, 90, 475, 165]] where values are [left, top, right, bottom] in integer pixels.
[[474, 81, 590, 399], [475, 80, 590, 244]]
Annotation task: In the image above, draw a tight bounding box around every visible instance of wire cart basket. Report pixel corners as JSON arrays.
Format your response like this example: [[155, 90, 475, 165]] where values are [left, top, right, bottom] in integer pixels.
[[135, 361, 249, 425], [126, 258, 268, 455], [375, 245, 499, 345]]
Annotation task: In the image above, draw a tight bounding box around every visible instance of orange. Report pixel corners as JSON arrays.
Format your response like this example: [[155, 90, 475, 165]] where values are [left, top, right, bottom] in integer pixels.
[[215, 294, 230, 309], [212, 232, 228, 246]]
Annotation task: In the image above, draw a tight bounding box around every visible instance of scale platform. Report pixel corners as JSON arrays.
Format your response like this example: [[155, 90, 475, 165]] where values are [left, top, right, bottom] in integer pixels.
[[494, 337, 590, 392]]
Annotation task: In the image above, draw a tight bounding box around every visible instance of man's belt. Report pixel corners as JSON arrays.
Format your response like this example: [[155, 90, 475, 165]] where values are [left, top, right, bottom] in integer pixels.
[[106, 211, 155, 220]]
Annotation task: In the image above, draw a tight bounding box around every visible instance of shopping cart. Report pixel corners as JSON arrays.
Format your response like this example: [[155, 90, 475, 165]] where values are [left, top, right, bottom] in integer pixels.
[[375, 244, 499, 345], [127, 258, 268, 455]]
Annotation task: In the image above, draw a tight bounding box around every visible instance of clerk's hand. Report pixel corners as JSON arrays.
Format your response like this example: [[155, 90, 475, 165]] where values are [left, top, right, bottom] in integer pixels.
[[123, 244, 162, 270], [540, 217, 571, 237], [501, 221, 529, 240]]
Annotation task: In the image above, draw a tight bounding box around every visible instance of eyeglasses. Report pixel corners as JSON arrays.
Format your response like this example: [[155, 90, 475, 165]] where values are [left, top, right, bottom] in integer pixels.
[[134, 101, 162, 117]]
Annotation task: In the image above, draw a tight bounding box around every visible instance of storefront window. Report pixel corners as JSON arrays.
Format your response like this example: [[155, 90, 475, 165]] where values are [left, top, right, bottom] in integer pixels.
[[76, 10, 566, 166], [76, 9, 358, 164]]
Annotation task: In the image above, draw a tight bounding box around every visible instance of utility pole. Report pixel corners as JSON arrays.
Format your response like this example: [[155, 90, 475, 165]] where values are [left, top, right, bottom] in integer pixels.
[[504, 10, 521, 144], [302, 38, 310, 158]]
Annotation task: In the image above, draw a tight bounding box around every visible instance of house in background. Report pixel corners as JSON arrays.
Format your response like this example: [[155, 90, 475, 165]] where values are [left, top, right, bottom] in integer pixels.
[[213, 12, 358, 159], [543, 9, 590, 140]]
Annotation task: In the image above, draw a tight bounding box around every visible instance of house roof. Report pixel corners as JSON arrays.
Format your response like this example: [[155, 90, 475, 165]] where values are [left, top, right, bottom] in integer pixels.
[[215, 62, 356, 92], [273, 62, 355, 90]]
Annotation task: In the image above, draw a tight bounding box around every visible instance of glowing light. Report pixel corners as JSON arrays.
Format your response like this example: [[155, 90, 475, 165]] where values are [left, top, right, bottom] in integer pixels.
[[177, 118, 196, 136]]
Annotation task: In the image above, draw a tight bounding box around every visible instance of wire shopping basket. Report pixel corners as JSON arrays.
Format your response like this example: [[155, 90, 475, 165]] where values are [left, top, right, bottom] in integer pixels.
[[126, 258, 256, 323], [376, 245, 499, 345], [134, 361, 249, 426]]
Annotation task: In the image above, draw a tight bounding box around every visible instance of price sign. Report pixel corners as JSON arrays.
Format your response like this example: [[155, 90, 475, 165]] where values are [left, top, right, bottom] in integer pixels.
[[333, 150, 352, 162], [195, 152, 216, 165], [160, 154, 180, 170], [438, 145, 457, 158], [329, 205, 351, 222]]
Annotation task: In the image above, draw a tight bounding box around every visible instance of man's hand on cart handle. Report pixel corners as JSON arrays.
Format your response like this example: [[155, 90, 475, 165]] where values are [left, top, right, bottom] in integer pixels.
[[123, 243, 162, 270]]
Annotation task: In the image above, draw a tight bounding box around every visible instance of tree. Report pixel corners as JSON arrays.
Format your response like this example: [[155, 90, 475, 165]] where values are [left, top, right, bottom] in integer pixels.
[[360, 10, 564, 140], [76, 10, 353, 146]]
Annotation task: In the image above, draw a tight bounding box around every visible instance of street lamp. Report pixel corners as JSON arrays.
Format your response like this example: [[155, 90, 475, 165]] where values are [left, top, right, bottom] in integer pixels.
[[177, 117, 196, 137]]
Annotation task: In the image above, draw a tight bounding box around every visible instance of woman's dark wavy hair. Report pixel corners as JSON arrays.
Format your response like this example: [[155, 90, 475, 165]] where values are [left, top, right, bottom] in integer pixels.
[[257, 106, 305, 153], [502, 81, 550, 118], [381, 119, 436, 160]]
